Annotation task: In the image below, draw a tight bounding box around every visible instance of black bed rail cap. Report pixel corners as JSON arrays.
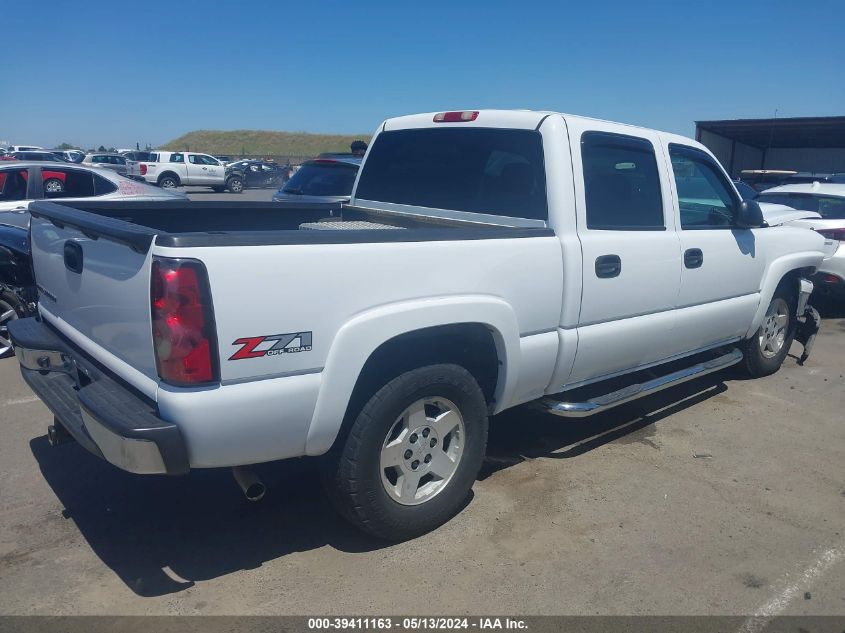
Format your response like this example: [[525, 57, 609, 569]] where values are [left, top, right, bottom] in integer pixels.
[[28, 201, 158, 253]]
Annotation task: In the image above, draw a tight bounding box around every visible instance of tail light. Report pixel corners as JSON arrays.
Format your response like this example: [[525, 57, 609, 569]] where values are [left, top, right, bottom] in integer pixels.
[[140, 164, 148, 175], [817, 228, 845, 242], [151, 258, 218, 386], [433, 111, 479, 123]]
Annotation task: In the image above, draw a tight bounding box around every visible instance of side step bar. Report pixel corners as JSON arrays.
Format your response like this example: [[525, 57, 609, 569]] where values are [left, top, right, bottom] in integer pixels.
[[537, 348, 743, 418]]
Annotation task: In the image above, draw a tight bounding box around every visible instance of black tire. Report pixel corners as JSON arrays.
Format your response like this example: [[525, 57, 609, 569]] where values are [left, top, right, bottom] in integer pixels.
[[211, 186, 225, 193], [741, 283, 797, 377], [226, 176, 244, 193], [158, 174, 179, 189], [43, 178, 64, 194], [0, 290, 23, 359], [322, 363, 488, 541]]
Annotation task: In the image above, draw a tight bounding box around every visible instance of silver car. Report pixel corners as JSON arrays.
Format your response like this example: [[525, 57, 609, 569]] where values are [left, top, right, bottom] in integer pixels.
[[0, 162, 186, 229], [82, 152, 129, 176]]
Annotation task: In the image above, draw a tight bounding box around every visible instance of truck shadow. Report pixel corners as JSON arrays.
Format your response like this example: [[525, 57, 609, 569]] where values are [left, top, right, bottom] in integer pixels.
[[30, 370, 731, 598]]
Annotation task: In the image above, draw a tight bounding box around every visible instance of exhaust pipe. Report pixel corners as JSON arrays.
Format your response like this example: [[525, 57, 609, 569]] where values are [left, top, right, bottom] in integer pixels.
[[232, 466, 265, 502]]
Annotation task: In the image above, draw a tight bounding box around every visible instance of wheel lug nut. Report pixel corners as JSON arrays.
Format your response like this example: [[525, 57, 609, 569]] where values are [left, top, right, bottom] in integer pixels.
[[424, 454, 432, 463], [409, 433, 418, 443], [422, 428, 430, 438], [411, 460, 420, 470], [404, 449, 413, 460], [430, 438, 437, 447]]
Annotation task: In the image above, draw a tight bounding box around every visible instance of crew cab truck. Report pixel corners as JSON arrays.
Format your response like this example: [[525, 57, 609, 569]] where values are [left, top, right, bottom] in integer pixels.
[[9, 110, 831, 541], [126, 151, 242, 193]]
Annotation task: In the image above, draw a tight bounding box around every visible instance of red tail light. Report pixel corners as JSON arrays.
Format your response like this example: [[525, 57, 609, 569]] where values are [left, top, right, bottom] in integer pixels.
[[151, 258, 218, 386], [140, 164, 148, 175], [818, 228, 845, 242], [433, 111, 479, 123]]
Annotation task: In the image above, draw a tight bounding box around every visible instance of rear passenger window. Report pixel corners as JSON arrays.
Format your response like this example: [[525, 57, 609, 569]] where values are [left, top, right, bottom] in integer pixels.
[[581, 132, 664, 230], [669, 144, 738, 229], [41, 169, 95, 199], [93, 173, 117, 195], [170, 153, 184, 163]]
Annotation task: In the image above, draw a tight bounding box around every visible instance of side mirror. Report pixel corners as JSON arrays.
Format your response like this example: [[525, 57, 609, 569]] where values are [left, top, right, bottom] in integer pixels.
[[736, 200, 765, 229]]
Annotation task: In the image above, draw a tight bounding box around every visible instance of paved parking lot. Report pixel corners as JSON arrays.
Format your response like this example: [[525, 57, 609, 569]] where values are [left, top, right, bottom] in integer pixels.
[[0, 236, 843, 615]]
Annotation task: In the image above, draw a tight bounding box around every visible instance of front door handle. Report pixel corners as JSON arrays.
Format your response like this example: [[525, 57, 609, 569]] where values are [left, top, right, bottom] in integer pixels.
[[595, 254, 621, 278], [684, 248, 704, 269]]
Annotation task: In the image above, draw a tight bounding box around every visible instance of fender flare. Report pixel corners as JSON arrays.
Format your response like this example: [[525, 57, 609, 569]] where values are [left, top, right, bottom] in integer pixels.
[[745, 251, 821, 338], [304, 295, 521, 456]]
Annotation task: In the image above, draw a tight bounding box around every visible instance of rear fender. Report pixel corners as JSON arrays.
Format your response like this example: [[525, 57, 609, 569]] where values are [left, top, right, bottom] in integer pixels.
[[304, 295, 520, 456]]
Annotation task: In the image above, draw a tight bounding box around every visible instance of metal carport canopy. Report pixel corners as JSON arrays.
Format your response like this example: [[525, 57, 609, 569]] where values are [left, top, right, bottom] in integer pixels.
[[695, 116, 845, 148]]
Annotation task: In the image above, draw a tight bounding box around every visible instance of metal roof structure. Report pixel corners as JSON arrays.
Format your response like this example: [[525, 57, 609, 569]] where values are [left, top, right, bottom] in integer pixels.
[[696, 116, 845, 148]]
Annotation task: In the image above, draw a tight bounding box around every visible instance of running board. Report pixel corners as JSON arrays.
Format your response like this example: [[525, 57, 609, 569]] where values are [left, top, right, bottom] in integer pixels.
[[537, 348, 743, 418]]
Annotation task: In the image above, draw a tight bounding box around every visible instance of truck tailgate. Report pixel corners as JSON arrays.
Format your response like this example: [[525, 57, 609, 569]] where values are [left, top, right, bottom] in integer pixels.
[[29, 212, 159, 393]]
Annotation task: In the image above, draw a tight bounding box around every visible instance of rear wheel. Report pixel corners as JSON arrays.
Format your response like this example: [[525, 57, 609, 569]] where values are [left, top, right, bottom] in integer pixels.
[[0, 291, 22, 358], [322, 364, 488, 541], [741, 288, 796, 377], [43, 178, 64, 194], [158, 174, 179, 189]]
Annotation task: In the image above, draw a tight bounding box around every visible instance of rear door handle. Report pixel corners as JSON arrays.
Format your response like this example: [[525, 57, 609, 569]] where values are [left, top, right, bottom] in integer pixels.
[[684, 248, 703, 269], [595, 254, 621, 278]]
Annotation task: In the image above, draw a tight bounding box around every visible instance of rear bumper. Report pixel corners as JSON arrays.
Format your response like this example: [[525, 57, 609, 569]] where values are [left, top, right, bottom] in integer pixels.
[[8, 317, 189, 475]]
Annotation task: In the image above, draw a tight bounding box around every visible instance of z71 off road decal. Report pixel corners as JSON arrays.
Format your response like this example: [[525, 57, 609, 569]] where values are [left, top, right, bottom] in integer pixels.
[[229, 332, 313, 360]]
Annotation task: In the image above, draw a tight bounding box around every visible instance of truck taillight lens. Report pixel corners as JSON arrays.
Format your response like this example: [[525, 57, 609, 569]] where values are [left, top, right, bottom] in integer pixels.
[[818, 228, 845, 242], [151, 258, 219, 386], [140, 164, 147, 175]]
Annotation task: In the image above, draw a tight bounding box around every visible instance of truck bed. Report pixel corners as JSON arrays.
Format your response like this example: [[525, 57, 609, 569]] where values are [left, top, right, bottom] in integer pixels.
[[28, 201, 552, 251]]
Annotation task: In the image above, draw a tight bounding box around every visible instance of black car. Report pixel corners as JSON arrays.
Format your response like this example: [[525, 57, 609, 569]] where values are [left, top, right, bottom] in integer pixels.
[[10, 151, 68, 162], [0, 223, 35, 357], [225, 160, 288, 189]]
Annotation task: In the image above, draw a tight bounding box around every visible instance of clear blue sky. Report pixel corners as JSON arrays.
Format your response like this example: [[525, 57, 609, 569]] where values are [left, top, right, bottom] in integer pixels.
[[3, 0, 843, 149]]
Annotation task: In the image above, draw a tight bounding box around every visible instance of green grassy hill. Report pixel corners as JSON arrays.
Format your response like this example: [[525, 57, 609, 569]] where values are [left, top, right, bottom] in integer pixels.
[[161, 129, 370, 157]]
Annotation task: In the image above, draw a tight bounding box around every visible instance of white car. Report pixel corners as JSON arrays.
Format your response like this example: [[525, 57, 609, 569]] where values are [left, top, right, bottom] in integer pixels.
[[758, 183, 845, 300], [125, 151, 241, 192], [0, 161, 186, 229], [9, 109, 831, 541]]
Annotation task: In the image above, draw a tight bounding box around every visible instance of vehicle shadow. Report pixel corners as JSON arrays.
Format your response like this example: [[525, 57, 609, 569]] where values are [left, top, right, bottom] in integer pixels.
[[30, 370, 731, 598]]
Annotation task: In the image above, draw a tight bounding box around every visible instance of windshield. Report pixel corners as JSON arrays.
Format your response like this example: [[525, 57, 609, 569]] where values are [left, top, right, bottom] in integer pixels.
[[282, 162, 358, 196], [757, 192, 845, 219]]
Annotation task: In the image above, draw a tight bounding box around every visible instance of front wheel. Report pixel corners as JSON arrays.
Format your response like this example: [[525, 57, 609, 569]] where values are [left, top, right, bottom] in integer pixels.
[[226, 176, 244, 193], [322, 364, 489, 541], [741, 290, 796, 377]]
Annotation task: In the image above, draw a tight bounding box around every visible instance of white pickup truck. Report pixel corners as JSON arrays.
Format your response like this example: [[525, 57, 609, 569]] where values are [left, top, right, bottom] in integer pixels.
[[9, 110, 833, 540], [126, 151, 243, 193]]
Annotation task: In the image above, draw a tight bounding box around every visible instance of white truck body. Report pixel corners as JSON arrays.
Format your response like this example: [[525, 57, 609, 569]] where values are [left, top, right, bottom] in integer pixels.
[[9, 110, 832, 538], [125, 151, 226, 189]]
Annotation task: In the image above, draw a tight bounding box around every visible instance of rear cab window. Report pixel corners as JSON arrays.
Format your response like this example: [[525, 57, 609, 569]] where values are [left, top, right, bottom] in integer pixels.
[[354, 128, 548, 221]]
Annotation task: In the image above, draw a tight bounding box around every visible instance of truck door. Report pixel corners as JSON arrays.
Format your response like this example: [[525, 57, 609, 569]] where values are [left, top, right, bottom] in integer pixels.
[[186, 154, 213, 185], [664, 142, 765, 349], [566, 122, 682, 386]]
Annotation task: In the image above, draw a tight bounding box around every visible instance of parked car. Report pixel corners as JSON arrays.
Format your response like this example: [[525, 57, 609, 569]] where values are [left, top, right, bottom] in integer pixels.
[[272, 156, 361, 204], [81, 152, 129, 176], [0, 162, 187, 230], [7, 109, 832, 541], [125, 151, 238, 192], [49, 149, 85, 163], [10, 151, 68, 163], [214, 155, 233, 164], [225, 160, 288, 190], [8, 145, 44, 153], [757, 183, 845, 300], [0, 222, 35, 357]]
